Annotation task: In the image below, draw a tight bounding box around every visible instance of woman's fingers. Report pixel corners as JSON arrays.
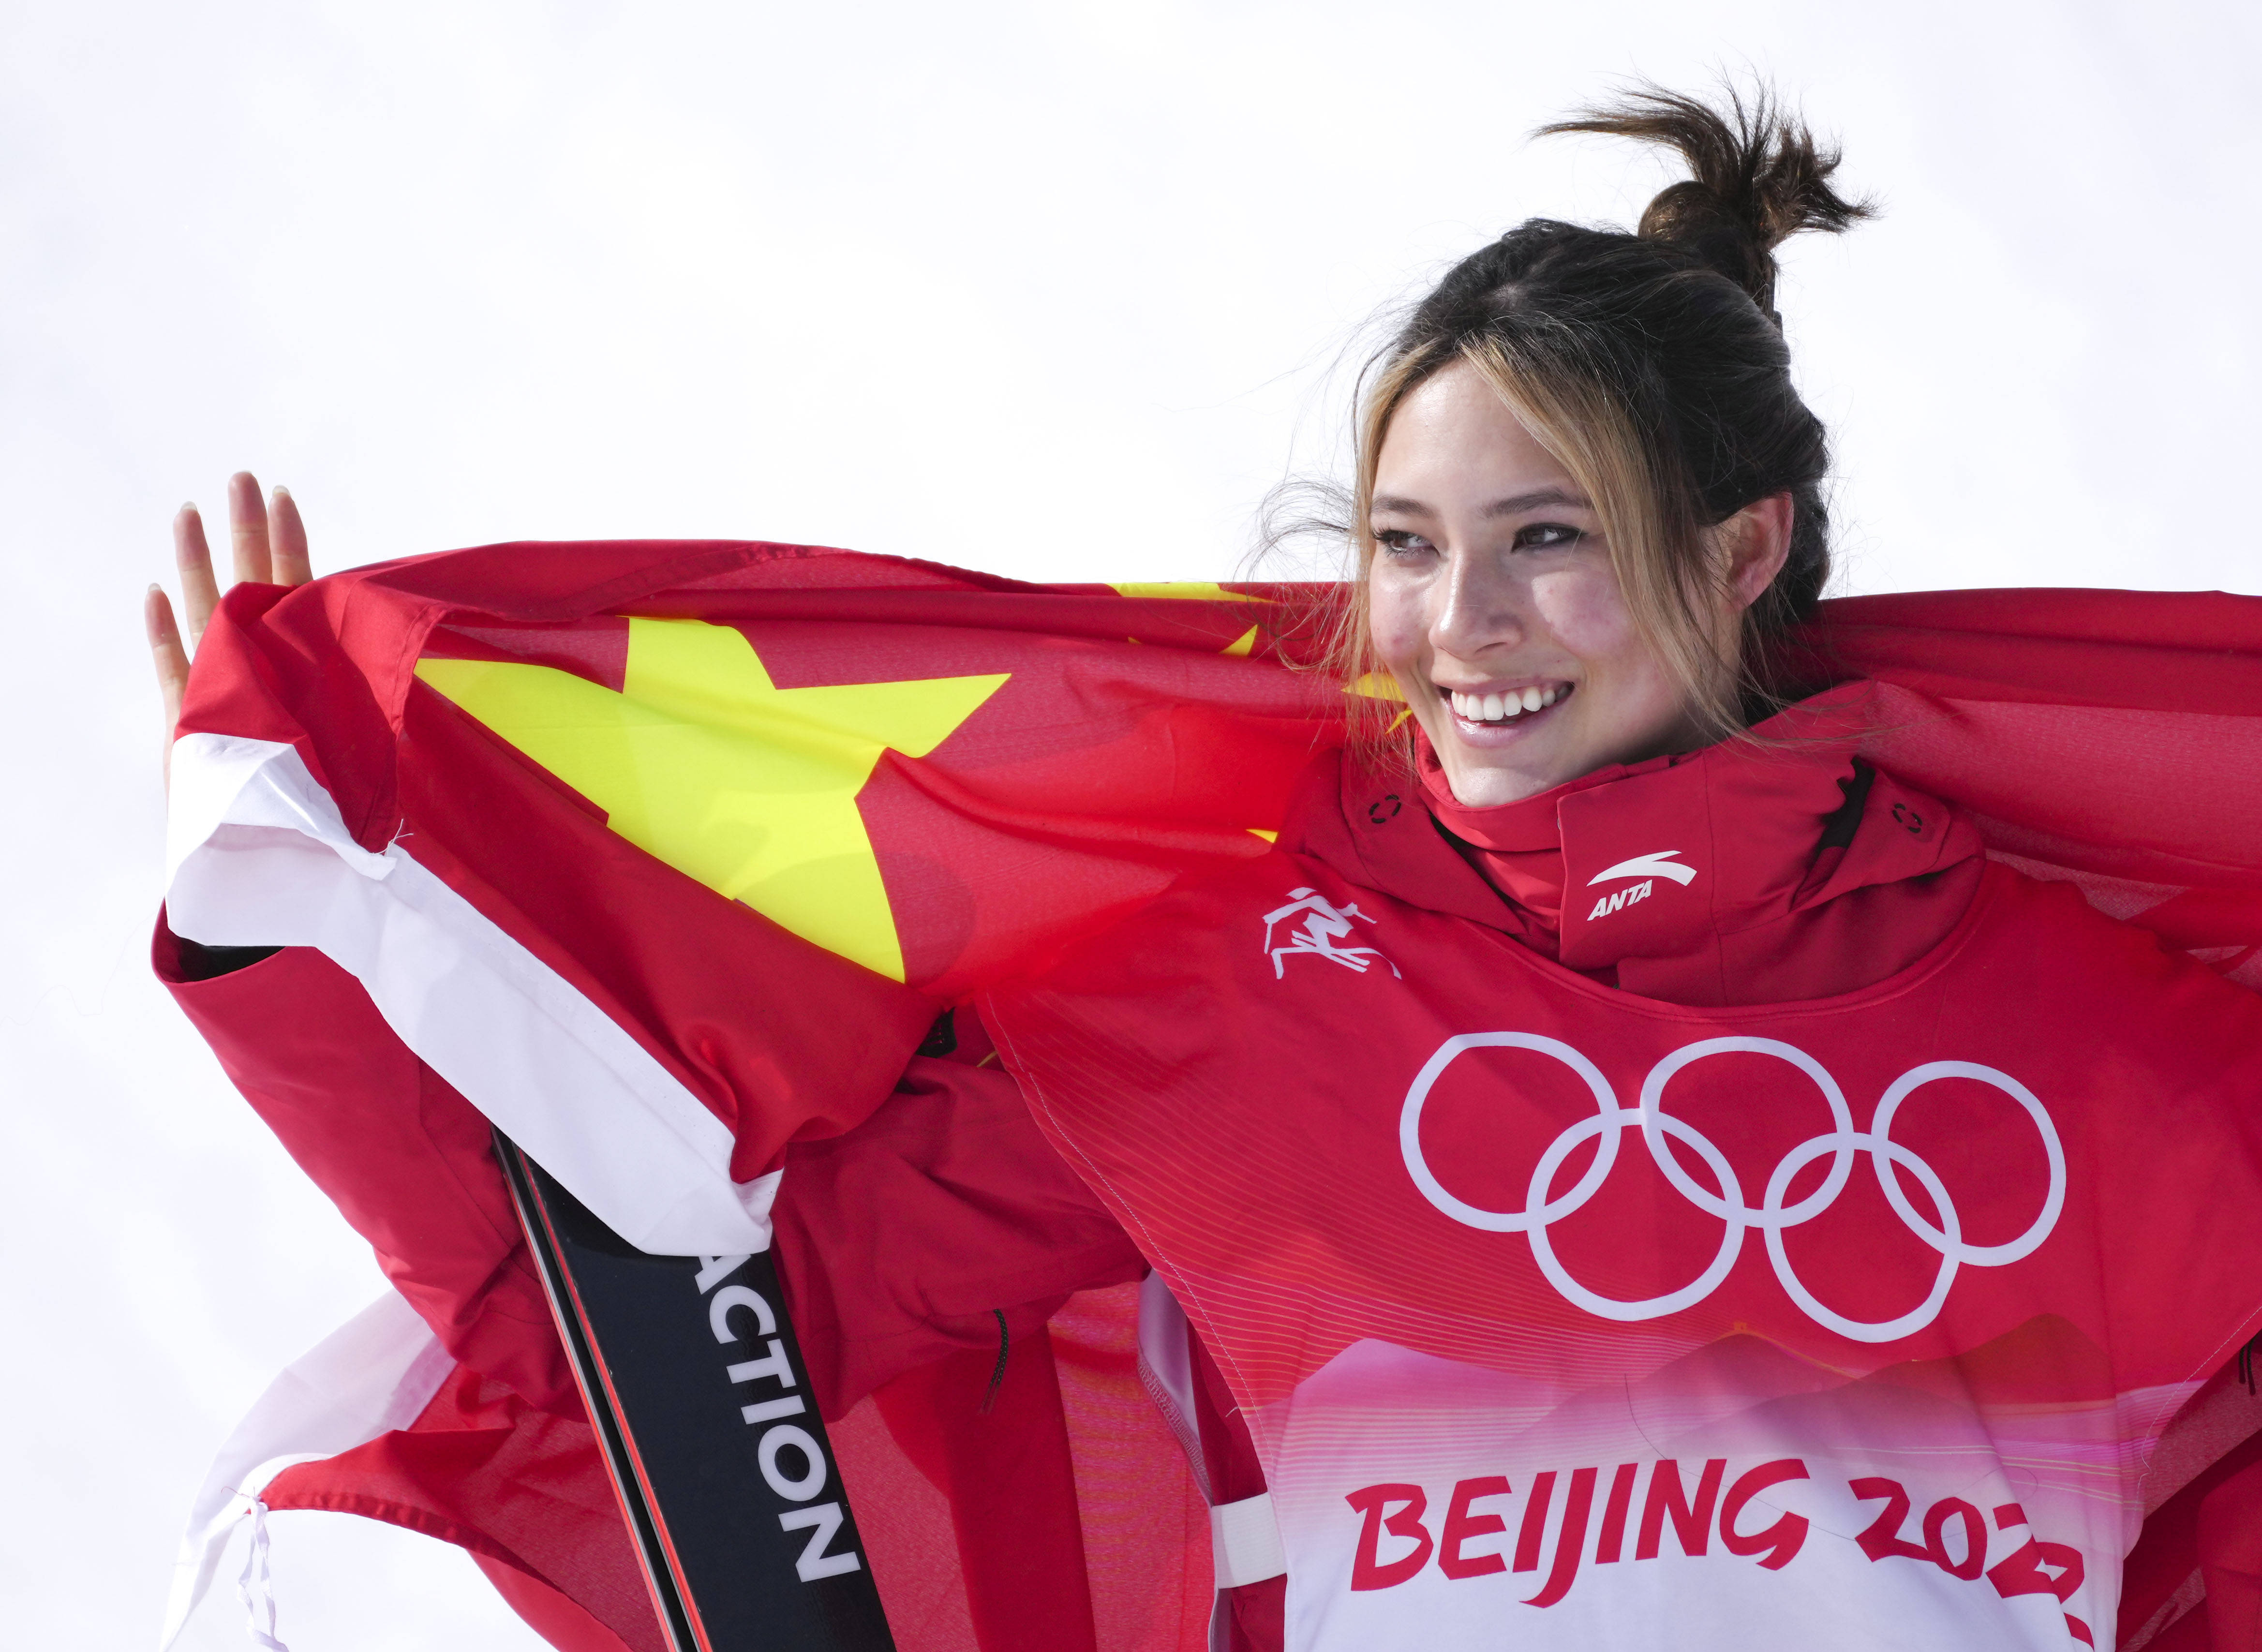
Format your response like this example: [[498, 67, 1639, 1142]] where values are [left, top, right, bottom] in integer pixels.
[[146, 583, 190, 780], [173, 502, 222, 648], [228, 470, 271, 587], [160, 475, 305, 792], [268, 484, 312, 587]]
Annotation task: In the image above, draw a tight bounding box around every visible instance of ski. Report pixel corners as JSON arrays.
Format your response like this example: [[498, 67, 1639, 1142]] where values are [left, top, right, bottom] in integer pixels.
[[496, 1132, 895, 1652]]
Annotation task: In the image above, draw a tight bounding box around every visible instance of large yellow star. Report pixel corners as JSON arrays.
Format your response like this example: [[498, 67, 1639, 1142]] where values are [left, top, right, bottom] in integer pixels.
[[415, 618, 1007, 981]]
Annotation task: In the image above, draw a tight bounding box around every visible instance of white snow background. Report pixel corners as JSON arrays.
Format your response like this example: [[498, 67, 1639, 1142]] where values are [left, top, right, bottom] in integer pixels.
[[2, 1, 2255, 1647]]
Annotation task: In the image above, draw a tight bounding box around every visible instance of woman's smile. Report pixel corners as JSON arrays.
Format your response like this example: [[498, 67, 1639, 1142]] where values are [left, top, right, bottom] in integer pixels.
[[1441, 680, 1574, 738]]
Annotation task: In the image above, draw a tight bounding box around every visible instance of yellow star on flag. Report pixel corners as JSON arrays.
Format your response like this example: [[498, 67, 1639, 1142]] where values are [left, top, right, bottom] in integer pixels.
[[1106, 581, 1261, 603], [415, 617, 1008, 981], [1107, 582, 1265, 656]]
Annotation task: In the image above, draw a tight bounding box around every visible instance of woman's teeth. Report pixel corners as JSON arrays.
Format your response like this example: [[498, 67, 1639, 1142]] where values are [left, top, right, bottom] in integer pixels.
[[1448, 685, 1567, 723]]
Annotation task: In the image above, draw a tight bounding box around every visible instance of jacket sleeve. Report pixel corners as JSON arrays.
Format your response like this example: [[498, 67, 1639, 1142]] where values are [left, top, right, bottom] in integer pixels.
[[760, 1011, 1160, 1652], [770, 1009, 1148, 1420], [155, 911, 581, 1414]]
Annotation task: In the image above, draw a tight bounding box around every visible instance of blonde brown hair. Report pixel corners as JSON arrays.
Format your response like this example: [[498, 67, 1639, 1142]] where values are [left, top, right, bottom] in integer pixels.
[[1305, 85, 1871, 768]]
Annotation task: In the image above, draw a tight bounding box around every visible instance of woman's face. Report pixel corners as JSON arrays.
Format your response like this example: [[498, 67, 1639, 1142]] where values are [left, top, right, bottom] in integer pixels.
[[1367, 360, 1785, 808]]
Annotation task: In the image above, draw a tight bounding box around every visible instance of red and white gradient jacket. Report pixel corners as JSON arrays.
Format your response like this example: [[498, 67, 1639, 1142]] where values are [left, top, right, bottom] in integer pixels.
[[152, 552, 2262, 1652], [987, 701, 2262, 1652]]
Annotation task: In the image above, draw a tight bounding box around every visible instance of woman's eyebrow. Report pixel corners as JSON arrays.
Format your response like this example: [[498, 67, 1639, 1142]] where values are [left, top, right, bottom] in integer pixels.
[[1369, 494, 1435, 517], [1369, 487, 1592, 520], [1482, 486, 1591, 517]]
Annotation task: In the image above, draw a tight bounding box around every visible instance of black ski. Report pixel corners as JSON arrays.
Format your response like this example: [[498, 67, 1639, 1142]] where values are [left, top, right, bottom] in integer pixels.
[[496, 1132, 896, 1652]]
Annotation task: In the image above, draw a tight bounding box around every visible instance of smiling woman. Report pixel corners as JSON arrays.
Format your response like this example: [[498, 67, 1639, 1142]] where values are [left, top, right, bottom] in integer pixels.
[[1366, 363, 1788, 805], [1325, 88, 1866, 804], [142, 76, 2262, 1652], [981, 82, 2262, 1652]]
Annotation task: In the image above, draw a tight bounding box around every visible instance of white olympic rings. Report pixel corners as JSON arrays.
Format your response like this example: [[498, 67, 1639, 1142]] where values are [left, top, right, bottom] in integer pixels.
[[1398, 1033, 2064, 1344]]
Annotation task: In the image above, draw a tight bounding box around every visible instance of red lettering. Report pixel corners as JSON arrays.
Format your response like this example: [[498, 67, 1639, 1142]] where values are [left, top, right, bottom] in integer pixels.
[[1718, 1459, 1810, 1571], [1345, 1484, 1433, 1591], [1987, 1535, 2085, 1604], [1636, 1458, 1725, 1560], [1593, 1463, 1637, 1564], [1513, 1471, 1557, 1572], [1849, 1477, 1930, 1563], [1438, 1477, 1511, 1580], [1524, 1467, 1597, 1608], [1924, 1498, 1987, 1581]]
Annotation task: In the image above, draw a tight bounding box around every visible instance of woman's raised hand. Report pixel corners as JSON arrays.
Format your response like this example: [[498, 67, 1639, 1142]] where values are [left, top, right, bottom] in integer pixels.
[[145, 472, 313, 784]]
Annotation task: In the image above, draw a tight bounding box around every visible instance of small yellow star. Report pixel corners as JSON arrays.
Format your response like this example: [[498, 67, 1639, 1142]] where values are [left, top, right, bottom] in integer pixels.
[[1106, 581, 1262, 603], [416, 618, 1007, 981], [1107, 583, 1264, 656]]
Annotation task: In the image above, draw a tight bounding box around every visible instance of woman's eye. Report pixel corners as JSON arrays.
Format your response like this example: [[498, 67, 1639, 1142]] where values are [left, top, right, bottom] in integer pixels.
[[1515, 522, 1585, 551], [1373, 529, 1436, 557]]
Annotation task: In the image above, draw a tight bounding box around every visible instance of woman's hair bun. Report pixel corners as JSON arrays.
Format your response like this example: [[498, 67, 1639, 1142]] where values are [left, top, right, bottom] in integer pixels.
[[1538, 83, 1873, 319]]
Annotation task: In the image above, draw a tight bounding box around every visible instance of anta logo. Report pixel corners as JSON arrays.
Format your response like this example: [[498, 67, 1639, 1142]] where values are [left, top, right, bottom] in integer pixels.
[[1587, 882, 1655, 921], [1584, 851, 1693, 922]]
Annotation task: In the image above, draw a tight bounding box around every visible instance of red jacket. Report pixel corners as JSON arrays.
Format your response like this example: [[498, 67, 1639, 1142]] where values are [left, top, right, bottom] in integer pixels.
[[985, 702, 2262, 1651]]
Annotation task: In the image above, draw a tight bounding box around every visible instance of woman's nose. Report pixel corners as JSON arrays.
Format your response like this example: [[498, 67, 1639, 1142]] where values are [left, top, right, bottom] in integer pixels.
[[1430, 551, 1527, 660]]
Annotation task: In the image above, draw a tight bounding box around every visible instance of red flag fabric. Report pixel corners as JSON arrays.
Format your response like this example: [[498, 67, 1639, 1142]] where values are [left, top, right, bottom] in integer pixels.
[[155, 541, 2262, 1651]]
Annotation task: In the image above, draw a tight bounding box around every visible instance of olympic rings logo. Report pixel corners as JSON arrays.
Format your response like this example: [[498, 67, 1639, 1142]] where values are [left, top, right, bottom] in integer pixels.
[[1399, 1034, 2065, 1344]]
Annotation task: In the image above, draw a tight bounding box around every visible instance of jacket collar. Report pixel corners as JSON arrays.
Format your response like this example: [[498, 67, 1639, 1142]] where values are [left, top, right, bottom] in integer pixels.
[[1284, 682, 1980, 978]]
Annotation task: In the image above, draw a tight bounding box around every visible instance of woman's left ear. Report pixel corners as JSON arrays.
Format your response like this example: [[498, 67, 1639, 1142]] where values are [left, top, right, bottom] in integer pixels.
[[1723, 493, 1795, 610]]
